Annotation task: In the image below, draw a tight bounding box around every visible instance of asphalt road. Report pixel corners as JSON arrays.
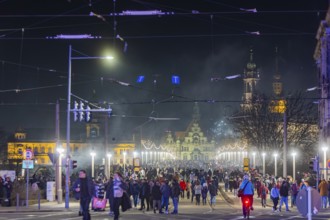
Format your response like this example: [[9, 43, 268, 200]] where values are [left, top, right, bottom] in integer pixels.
[[0, 193, 330, 220]]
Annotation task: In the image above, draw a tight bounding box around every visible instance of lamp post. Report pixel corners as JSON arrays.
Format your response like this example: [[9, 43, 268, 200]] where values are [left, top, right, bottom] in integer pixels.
[[123, 151, 127, 174], [322, 146, 328, 180], [57, 147, 64, 204], [262, 152, 266, 176], [90, 151, 96, 178], [274, 153, 278, 177], [107, 153, 112, 178], [292, 152, 296, 181], [252, 152, 256, 169], [65, 45, 114, 208]]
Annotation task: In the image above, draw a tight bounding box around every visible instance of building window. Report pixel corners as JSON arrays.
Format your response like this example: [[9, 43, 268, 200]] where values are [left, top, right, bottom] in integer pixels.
[[41, 147, 45, 154], [34, 147, 38, 154], [183, 155, 187, 160], [47, 147, 52, 153], [41, 158, 45, 164]]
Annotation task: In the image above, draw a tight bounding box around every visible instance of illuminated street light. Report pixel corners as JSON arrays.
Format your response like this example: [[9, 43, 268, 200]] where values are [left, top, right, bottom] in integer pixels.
[[65, 45, 114, 208], [262, 152, 266, 176], [273, 153, 278, 177], [292, 152, 297, 181], [56, 147, 64, 204], [90, 151, 96, 178], [107, 153, 112, 178], [322, 146, 328, 180]]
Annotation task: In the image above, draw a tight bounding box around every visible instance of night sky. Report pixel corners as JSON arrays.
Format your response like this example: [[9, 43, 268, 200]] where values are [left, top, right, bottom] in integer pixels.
[[0, 0, 327, 141]]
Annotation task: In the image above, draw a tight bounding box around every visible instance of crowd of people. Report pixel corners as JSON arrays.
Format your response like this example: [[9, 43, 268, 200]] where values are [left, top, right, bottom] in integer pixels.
[[71, 160, 229, 220]]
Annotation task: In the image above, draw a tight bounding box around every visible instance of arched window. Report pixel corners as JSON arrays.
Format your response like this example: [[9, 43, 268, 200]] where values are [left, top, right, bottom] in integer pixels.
[[41, 147, 45, 154]]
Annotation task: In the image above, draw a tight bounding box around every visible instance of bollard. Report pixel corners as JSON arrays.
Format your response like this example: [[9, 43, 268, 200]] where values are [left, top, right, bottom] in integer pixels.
[[38, 191, 41, 210], [16, 193, 19, 211]]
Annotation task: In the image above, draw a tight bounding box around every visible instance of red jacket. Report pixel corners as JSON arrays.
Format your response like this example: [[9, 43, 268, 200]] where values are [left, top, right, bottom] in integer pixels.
[[179, 180, 186, 191]]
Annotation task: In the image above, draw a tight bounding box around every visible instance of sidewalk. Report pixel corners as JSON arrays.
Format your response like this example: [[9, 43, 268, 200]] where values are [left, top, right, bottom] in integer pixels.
[[0, 200, 81, 213]]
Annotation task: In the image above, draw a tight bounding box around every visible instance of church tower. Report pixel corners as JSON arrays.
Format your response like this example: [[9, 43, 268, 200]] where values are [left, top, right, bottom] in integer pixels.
[[241, 49, 260, 111], [270, 47, 286, 113]]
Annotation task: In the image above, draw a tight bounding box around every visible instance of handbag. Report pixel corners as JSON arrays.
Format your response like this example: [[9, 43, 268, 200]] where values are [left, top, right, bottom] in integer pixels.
[[237, 182, 249, 197]]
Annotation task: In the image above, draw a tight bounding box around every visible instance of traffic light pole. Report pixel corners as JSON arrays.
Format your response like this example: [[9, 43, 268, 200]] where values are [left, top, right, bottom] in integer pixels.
[[65, 45, 72, 209]]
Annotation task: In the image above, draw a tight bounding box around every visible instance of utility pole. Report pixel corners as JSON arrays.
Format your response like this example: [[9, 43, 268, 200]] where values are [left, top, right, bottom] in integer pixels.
[[283, 110, 287, 178]]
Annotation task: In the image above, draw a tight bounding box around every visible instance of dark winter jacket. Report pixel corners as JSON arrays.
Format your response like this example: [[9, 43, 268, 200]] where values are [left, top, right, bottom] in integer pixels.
[[151, 184, 162, 200], [72, 177, 95, 200]]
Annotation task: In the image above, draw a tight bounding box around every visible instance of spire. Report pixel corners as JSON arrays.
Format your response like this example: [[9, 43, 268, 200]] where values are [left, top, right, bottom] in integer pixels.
[[273, 46, 283, 97], [249, 48, 254, 62], [241, 48, 260, 111], [192, 102, 200, 122]]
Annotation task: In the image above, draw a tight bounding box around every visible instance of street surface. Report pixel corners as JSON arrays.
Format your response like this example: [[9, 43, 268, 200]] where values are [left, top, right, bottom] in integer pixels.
[[0, 191, 330, 220]]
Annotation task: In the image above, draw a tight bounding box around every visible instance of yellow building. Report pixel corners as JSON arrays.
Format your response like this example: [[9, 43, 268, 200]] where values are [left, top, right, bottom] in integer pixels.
[[7, 124, 136, 172]]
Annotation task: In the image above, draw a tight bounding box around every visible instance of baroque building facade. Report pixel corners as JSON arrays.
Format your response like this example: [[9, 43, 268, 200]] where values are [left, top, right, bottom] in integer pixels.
[[162, 103, 217, 161]]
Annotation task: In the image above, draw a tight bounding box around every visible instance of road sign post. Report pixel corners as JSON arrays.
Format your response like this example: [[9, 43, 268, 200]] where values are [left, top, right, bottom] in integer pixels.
[[23, 149, 33, 207]]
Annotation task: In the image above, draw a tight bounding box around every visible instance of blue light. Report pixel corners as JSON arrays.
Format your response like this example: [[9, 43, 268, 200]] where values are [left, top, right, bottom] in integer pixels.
[[136, 75, 145, 83], [172, 75, 180, 85]]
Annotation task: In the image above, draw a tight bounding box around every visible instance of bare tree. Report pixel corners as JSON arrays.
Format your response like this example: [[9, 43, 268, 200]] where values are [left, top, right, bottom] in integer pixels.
[[229, 91, 318, 159]]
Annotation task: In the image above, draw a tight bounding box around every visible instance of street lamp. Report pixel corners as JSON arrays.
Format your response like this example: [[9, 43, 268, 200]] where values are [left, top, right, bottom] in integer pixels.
[[57, 147, 64, 204], [107, 153, 112, 178], [273, 153, 278, 177], [322, 146, 328, 180], [262, 152, 266, 176], [292, 152, 297, 181], [252, 152, 256, 169], [90, 151, 96, 178], [123, 151, 127, 174], [65, 45, 114, 208]]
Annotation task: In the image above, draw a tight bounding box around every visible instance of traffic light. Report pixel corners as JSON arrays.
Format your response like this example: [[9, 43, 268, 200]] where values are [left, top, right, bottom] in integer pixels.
[[86, 105, 91, 122], [309, 157, 318, 173], [72, 160, 78, 169], [79, 101, 85, 121], [73, 101, 79, 122]]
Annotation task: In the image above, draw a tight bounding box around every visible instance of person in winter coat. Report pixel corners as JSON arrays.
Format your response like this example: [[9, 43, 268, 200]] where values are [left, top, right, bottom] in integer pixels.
[[152, 181, 163, 213], [259, 182, 268, 208], [201, 183, 208, 205], [160, 180, 171, 214], [290, 180, 299, 208], [3, 176, 13, 207], [106, 177, 114, 216], [279, 178, 290, 212], [318, 179, 328, 208], [209, 181, 217, 207], [171, 179, 181, 214], [112, 172, 128, 220], [194, 180, 202, 205], [179, 179, 186, 199], [72, 170, 95, 220], [130, 180, 140, 208], [270, 183, 280, 212], [139, 179, 150, 211], [239, 175, 254, 218]]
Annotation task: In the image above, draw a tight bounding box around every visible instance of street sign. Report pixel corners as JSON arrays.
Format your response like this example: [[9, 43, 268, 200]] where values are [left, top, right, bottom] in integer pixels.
[[25, 149, 33, 160], [296, 187, 321, 217], [22, 160, 34, 169]]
